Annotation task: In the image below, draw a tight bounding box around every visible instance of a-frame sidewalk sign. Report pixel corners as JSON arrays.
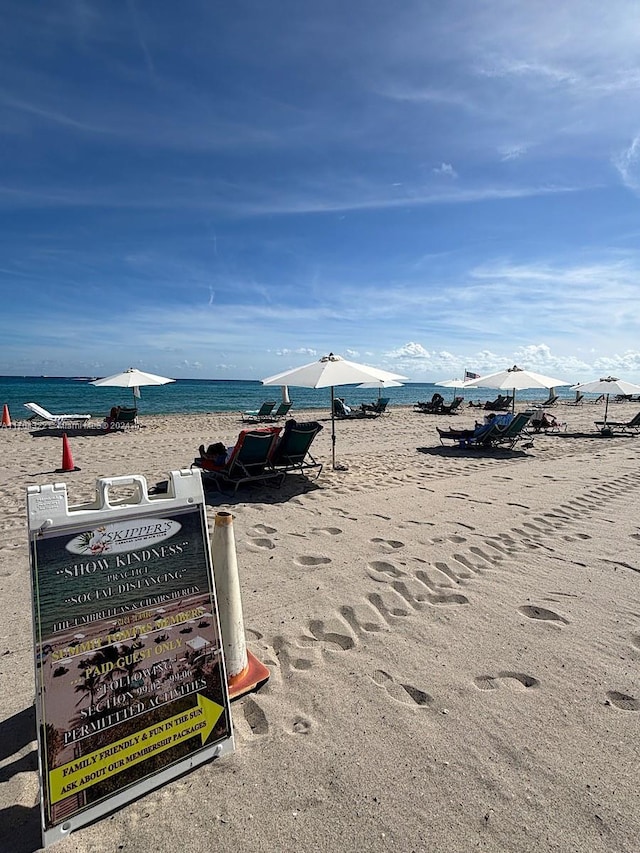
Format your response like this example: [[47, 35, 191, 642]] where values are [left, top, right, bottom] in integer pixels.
[[27, 470, 234, 847]]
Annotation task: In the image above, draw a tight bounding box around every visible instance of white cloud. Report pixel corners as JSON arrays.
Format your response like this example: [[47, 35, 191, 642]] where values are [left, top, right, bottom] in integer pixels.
[[614, 134, 640, 191], [387, 342, 430, 359], [433, 163, 458, 178]]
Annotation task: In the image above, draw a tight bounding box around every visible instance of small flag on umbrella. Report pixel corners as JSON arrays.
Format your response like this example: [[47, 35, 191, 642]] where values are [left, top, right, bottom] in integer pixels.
[[464, 370, 480, 380]]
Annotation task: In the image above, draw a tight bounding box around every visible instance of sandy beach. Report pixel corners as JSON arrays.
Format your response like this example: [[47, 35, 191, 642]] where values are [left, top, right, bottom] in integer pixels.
[[1, 400, 639, 853]]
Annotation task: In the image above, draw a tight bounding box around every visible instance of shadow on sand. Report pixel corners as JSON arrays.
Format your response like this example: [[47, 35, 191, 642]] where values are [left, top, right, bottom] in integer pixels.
[[417, 445, 533, 460], [0, 706, 41, 853]]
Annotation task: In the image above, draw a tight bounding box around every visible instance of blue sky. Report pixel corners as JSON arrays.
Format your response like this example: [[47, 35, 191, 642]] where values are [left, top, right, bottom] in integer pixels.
[[2, 0, 640, 383]]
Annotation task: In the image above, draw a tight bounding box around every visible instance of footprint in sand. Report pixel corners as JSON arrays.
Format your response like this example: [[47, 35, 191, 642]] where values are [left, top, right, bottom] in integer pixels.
[[606, 691, 639, 711], [311, 527, 342, 536], [367, 560, 406, 578], [249, 524, 277, 536], [371, 537, 405, 550], [518, 605, 569, 624], [372, 670, 432, 706], [293, 554, 331, 568], [247, 538, 276, 550], [243, 697, 269, 734], [474, 672, 540, 690], [305, 619, 355, 651], [291, 716, 314, 735]]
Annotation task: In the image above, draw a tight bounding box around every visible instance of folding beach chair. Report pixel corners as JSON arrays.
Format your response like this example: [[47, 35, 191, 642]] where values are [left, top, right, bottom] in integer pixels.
[[269, 419, 324, 478], [241, 401, 276, 422], [24, 402, 92, 427], [486, 412, 534, 449], [436, 419, 501, 448], [594, 410, 640, 435], [271, 401, 293, 419], [194, 427, 284, 492]]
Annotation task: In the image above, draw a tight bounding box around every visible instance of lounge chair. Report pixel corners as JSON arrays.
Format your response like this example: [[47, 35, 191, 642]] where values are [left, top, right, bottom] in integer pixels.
[[437, 412, 533, 450], [104, 405, 139, 430], [439, 396, 464, 415], [530, 409, 567, 433], [269, 419, 324, 478], [333, 399, 373, 419], [565, 391, 584, 406], [594, 410, 640, 435], [193, 427, 284, 492], [271, 401, 293, 419], [437, 419, 500, 448], [361, 397, 391, 415], [542, 389, 559, 407], [24, 402, 92, 427], [486, 412, 534, 449], [414, 393, 445, 414], [483, 395, 513, 411], [241, 401, 276, 423]]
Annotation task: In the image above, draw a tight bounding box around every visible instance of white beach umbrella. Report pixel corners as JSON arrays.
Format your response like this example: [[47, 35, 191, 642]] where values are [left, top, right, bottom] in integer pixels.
[[570, 376, 640, 428], [463, 365, 571, 412], [357, 378, 404, 398], [435, 377, 467, 398], [262, 353, 407, 469], [91, 367, 175, 406]]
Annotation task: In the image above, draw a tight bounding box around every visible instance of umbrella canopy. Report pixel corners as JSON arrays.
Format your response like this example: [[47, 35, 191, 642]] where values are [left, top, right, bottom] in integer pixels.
[[91, 367, 175, 405], [435, 377, 465, 398], [357, 378, 404, 398], [262, 353, 407, 469], [463, 365, 571, 412], [571, 376, 640, 427]]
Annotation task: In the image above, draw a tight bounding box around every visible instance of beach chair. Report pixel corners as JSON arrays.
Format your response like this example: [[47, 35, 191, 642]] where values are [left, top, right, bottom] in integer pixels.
[[194, 427, 284, 492], [333, 399, 372, 419], [361, 397, 391, 416], [439, 396, 464, 415], [486, 412, 534, 449], [565, 391, 584, 406], [542, 389, 559, 407], [241, 401, 276, 423], [104, 405, 139, 430], [414, 393, 445, 414], [269, 419, 324, 478], [271, 401, 293, 419], [24, 402, 92, 427], [594, 410, 640, 434], [483, 395, 513, 411], [530, 409, 567, 433], [436, 419, 501, 448]]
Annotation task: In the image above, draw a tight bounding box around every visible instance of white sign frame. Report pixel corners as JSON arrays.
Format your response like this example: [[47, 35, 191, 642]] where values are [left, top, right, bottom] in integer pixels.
[[27, 470, 234, 848]]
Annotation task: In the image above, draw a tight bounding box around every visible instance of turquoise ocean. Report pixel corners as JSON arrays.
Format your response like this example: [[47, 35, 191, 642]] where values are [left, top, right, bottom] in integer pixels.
[[0, 375, 583, 419]]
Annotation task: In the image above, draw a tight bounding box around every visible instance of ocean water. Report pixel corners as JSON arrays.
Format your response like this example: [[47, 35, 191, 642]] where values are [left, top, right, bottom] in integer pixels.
[[0, 375, 585, 419]]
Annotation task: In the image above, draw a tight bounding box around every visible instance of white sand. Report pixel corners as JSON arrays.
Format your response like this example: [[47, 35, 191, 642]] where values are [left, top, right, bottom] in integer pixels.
[[1, 400, 639, 852]]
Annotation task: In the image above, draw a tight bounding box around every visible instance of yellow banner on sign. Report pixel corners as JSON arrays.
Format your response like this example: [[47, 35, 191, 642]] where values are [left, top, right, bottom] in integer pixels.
[[49, 694, 224, 804]]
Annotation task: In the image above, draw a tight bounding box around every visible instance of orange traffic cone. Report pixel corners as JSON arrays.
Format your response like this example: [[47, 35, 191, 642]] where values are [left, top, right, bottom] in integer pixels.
[[56, 433, 80, 473], [1, 404, 10, 427], [211, 511, 270, 700]]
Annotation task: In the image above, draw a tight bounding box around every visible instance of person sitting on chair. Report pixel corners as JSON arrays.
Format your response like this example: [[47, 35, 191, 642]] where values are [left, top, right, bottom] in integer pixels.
[[104, 406, 121, 430], [199, 441, 230, 466], [334, 398, 352, 417], [438, 418, 497, 445], [530, 409, 563, 432]]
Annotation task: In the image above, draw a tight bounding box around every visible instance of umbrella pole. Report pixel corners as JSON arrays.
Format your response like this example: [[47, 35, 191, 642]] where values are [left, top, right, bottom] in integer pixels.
[[330, 387, 337, 469], [604, 393, 610, 425], [512, 387, 516, 414]]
